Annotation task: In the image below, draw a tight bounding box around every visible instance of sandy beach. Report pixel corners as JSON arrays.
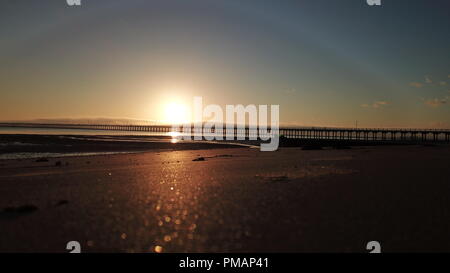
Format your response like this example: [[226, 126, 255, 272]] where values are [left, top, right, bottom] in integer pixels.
[[1, 139, 450, 252]]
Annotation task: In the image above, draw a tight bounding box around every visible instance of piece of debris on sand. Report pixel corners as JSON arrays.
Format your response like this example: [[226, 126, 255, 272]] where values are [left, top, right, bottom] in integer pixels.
[[56, 200, 69, 207], [1, 205, 39, 220], [35, 158, 49, 162], [255, 175, 290, 183], [192, 155, 233, 162]]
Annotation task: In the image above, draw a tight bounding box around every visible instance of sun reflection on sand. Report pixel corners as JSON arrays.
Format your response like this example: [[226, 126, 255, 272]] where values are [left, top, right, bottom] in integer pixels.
[[149, 151, 202, 253]]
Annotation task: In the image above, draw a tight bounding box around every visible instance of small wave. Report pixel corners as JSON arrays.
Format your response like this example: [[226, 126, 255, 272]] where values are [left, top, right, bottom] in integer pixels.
[[0, 142, 40, 147], [0, 151, 139, 160]]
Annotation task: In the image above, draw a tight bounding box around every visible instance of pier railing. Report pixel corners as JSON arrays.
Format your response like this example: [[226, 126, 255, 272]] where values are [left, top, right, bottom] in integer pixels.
[[1, 123, 449, 143]]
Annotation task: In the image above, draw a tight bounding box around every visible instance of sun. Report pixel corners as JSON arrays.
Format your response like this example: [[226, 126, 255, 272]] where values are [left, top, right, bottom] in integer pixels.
[[164, 101, 190, 125]]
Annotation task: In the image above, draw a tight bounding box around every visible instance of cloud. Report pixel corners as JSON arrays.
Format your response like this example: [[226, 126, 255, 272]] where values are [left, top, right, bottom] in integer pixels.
[[11, 117, 161, 125], [424, 97, 449, 108], [409, 82, 423, 88], [361, 101, 390, 109], [372, 101, 390, 108]]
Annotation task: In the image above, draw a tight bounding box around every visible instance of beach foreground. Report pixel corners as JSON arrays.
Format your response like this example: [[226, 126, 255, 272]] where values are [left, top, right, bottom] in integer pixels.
[[1, 145, 450, 252]]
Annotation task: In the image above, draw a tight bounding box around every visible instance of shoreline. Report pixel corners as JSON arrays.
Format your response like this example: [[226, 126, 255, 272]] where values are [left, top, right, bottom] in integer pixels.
[[0, 134, 252, 160], [1, 133, 447, 161]]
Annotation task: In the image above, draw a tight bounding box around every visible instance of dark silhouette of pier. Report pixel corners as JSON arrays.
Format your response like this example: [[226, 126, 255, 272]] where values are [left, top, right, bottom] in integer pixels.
[[1, 123, 449, 143]]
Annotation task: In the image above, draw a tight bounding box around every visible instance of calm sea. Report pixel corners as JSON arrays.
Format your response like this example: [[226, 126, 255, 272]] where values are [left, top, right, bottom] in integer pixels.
[[0, 127, 171, 160], [0, 126, 169, 136], [0, 127, 255, 159]]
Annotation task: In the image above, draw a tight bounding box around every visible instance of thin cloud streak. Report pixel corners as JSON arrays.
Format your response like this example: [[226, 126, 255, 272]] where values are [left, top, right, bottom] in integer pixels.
[[361, 101, 390, 109]]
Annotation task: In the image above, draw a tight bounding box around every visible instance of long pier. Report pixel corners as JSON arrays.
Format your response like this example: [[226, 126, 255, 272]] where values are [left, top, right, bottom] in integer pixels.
[[1, 123, 450, 143]]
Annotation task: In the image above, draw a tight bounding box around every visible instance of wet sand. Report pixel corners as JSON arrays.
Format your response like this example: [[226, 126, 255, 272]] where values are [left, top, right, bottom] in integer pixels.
[[1, 144, 450, 252]]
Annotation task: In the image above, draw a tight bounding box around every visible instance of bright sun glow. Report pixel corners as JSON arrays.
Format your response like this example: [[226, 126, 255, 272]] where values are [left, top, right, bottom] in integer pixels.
[[164, 102, 190, 125]]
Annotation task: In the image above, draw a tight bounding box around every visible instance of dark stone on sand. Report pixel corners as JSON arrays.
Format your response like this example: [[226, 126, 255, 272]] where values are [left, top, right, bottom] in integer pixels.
[[35, 158, 49, 162], [269, 176, 289, 182], [0, 205, 38, 220], [255, 175, 290, 183], [56, 200, 69, 206], [214, 154, 233, 158], [192, 155, 232, 162], [3, 205, 38, 214]]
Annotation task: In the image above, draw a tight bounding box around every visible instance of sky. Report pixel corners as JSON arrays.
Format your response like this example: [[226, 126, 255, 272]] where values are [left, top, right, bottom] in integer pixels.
[[0, 0, 449, 128]]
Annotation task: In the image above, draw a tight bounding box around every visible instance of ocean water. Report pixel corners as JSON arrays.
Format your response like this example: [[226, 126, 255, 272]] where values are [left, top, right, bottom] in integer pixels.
[[0, 127, 257, 160], [0, 127, 169, 136], [0, 127, 171, 160], [0, 151, 142, 160]]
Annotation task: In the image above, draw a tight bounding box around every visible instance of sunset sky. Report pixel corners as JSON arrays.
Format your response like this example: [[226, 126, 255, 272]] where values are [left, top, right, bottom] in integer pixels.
[[0, 0, 449, 128]]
